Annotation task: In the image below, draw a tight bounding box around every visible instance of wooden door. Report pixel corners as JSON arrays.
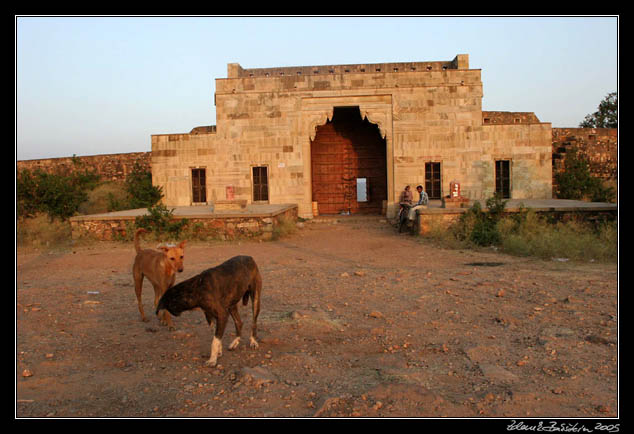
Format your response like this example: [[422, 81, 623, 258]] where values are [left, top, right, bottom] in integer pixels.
[[311, 107, 386, 215]]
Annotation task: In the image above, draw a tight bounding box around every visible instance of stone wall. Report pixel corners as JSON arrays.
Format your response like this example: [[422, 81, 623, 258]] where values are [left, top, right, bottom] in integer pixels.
[[69, 205, 298, 241], [151, 54, 555, 219], [552, 128, 617, 194], [17, 152, 151, 181]]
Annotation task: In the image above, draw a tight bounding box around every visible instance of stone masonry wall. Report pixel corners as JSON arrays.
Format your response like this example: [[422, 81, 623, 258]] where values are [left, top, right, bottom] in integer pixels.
[[17, 152, 151, 181], [552, 128, 617, 186], [152, 54, 555, 218], [69, 205, 298, 241]]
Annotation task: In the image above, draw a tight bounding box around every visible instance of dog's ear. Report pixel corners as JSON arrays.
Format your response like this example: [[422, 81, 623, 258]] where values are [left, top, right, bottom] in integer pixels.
[[158, 245, 170, 253], [178, 240, 187, 249]]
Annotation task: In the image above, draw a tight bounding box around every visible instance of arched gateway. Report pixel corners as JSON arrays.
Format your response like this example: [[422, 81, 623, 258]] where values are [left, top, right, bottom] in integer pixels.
[[310, 107, 387, 215]]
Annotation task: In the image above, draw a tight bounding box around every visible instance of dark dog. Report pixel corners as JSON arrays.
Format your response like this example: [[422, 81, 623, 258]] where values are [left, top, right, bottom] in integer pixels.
[[156, 255, 262, 367]]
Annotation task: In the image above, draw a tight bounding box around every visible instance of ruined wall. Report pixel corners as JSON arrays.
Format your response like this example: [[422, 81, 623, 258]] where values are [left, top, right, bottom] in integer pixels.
[[552, 128, 617, 194], [17, 152, 151, 181]]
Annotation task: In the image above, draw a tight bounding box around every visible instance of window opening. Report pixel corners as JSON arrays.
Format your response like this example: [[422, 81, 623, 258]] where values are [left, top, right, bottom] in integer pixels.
[[495, 160, 511, 199], [425, 162, 442, 200], [252, 166, 269, 202], [191, 168, 207, 203]]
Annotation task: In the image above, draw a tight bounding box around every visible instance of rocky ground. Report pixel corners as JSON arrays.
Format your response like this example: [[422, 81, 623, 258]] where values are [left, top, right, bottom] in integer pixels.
[[16, 218, 618, 419]]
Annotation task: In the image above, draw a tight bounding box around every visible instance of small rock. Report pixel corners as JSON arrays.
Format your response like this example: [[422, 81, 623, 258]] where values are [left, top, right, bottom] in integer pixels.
[[22, 369, 33, 378], [478, 363, 519, 383], [585, 335, 615, 345], [290, 310, 307, 320], [340, 272, 350, 278], [354, 270, 366, 277], [241, 366, 277, 387], [496, 289, 506, 297], [368, 311, 384, 319]]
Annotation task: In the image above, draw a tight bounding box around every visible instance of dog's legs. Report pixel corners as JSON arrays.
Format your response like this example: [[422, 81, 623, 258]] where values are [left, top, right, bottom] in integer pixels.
[[154, 288, 175, 330], [228, 305, 243, 350], [133, 269, 148, 322], [206, 311, 229, 367], [249, 280, 262, 349]]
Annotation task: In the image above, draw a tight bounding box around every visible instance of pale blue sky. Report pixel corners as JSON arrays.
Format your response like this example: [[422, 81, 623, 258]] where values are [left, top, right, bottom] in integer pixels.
[[16, 16, 618, 161]]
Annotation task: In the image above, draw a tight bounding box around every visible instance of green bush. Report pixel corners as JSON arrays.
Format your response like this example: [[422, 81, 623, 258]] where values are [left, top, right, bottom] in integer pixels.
[[125, 162, 163, 209], [134, 204, 188, 240], [17, 168, 100, 220], [555, 149, 615, 202], [432, 197, 617, 262], [498, 210, 617, 262], [452, 193, 507, 247]]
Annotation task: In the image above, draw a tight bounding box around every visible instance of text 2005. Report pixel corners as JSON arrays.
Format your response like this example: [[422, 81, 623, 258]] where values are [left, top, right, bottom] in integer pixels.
[[595, 423, 619, 433]]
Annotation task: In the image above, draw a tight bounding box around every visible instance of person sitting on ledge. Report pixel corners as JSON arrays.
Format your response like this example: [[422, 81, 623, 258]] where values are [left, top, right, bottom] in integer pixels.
[[408, 185, 428, 221]]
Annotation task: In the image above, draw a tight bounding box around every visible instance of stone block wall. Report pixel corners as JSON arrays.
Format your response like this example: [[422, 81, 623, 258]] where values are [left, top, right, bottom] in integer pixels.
[[17, 152, 151, 181], [552, 128, 617, 194], [152, 54, 557, 218], [69, 205, 298, 241]]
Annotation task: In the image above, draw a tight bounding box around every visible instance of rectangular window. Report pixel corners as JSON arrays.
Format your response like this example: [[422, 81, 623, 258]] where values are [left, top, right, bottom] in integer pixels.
[[495, 160, 511, 199], [425, 162, 442, 200], [191, 168, 206, 203], [252, 166, 269, 202]]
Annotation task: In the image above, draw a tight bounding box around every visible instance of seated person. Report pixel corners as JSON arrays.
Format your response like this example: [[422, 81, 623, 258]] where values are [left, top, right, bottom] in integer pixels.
[[399, 185, 413, 210], [408, 185, 429, 220]]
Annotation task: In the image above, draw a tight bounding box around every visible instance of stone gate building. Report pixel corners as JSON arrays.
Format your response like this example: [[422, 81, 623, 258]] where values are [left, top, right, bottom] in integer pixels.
[[151, 54, 553, 219]]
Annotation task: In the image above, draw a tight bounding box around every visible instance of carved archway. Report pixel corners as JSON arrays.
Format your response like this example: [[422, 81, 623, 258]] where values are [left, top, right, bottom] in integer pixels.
[[307, 106, 389, 142], [309, 106, 387, 215], [300, 95, 395, 218]]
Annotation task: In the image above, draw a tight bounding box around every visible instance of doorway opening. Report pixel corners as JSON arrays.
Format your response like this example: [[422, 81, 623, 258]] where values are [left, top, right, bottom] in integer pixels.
[[310, 107, 387, 215]]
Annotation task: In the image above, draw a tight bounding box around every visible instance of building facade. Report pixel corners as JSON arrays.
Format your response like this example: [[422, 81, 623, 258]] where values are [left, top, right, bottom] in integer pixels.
[[151, 54, 553, 218]]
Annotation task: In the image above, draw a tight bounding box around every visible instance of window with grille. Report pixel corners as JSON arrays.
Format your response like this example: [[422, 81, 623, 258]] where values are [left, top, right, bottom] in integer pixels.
[[495, 160, 511, 199], [425, 162, 442, 200], [252, 166, 269, 202], [191, 168, 206, 203]]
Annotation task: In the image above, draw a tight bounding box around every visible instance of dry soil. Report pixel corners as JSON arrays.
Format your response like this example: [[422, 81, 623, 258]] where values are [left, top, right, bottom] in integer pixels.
[[16, 218, 618, 418]]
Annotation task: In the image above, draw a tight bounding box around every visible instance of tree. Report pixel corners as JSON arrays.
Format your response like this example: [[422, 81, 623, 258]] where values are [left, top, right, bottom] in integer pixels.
[[579, 92, 617, 128], [124, 162, 163, 209], [555, 149, 615, 202]]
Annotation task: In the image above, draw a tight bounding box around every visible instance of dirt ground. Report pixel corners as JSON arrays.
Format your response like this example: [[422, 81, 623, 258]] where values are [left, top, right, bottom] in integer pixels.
[[16, 218, 619, 419]]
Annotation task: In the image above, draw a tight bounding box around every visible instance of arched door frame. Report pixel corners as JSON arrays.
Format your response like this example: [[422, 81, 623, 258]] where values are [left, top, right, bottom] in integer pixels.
[[300, 95, 394, 218]]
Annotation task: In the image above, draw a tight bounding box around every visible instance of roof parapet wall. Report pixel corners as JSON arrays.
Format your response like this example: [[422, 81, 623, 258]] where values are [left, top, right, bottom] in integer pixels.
[[227, 54, 470, 79]]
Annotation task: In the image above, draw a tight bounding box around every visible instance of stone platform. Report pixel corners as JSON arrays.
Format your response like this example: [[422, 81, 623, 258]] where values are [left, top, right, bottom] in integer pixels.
[[69, 204, 298, 241], [415, 199, 617, 236]]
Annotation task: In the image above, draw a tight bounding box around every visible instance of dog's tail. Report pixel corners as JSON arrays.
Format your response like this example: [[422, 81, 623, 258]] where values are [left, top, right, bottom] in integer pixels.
[[134, 228, 147, 253]]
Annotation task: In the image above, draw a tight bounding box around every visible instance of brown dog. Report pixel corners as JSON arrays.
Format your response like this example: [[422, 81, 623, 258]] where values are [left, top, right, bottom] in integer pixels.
[[132, 228, 186, 329]]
